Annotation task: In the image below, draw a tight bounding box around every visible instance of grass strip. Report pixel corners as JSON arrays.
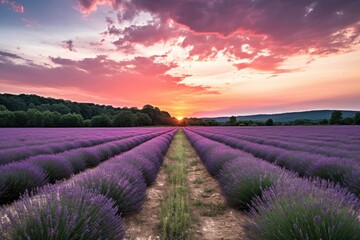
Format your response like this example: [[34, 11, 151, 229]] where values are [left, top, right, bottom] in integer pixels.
[[160, 129, 192, 240]]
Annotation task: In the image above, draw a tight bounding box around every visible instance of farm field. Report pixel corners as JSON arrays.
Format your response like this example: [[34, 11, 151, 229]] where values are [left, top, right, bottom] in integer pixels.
[[1, 126, 360, 239]]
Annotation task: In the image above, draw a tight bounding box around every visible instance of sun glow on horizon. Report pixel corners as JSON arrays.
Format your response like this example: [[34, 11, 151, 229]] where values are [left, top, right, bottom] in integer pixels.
[[176, 116, 184, 121]]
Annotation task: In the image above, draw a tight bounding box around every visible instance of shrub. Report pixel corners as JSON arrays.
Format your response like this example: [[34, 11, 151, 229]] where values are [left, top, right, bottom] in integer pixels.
[[0, 186, 125, 240], [75, 171, 146, 216], [0, 162, 48, 205], [123, 153, 159, 185], [63, 152, 87, 174], [202, 146, 239, 177], [105, 160, 145, 186], [28, 155, 74, 183], [344, 166, 360, 196], [72, 148, 102, 168], [306, 157, 355, 183], [219, 158, 280, 209], [247, 179, 360, 240]]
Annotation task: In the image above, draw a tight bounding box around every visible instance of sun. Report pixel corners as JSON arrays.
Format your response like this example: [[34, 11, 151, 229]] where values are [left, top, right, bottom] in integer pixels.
[[176, 116, 184, 121]]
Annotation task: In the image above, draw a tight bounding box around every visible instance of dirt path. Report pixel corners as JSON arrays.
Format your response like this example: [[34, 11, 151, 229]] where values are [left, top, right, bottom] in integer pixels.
[[124, 130, 248, 239], [183, 136, 248, 240], [123, 164, 168, 240]]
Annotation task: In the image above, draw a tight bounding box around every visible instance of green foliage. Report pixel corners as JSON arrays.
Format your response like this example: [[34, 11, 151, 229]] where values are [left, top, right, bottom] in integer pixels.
[[112, 110, 138, 127], [160, 130, 192, 239], [265, 118, 274, 126], [26, 109, 43, 127], [136, 112, 152, 126], [0, 111, 15, 127], [0, 93, 176, 127], [90, 114, 111, 127], [355, 112, 360, 125], [229, 116, 237, 125], [60, 113, 84, 127], [0, 105, 7, 111], [13, 111, 27, 126], [330, 110, 342, 124], [42, 110, 56, 127], [49, 103, 71, 114]]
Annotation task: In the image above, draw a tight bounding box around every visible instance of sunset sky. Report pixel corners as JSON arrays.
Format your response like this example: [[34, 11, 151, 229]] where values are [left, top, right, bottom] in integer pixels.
[[1, 0, 359, 118]]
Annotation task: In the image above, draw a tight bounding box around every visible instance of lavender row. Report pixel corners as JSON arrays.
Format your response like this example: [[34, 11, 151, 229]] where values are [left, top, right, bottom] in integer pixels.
[[183, 129, 360, 239], [207, 128, 360, 160], [0, 128, 159, 165], [192, 126, 360, 159], [0, 128, 173, 205], [0, 128, 154, 149], [188, 128, 360, 196], [0, 129, 176, 240], [202, 126, 360, 148]]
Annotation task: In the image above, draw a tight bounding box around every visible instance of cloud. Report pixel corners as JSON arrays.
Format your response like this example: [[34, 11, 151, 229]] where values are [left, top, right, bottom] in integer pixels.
[[0, 50, 23, 59], [234, 56, 296, 73], [83, 0, 360, 72], [0, 52, 217, 109], [77, 0, 123, 14], [0, 0, 24, 13], [62, 40, 76, 52]]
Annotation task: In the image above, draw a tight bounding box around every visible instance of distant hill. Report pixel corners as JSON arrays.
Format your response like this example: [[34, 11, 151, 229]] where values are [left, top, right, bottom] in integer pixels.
[[205, 110, 358, 123]]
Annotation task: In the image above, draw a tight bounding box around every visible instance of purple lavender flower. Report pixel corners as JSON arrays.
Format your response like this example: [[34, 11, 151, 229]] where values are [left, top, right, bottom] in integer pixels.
[[0, 186, 125, 239], [0, 162, 48, 204]]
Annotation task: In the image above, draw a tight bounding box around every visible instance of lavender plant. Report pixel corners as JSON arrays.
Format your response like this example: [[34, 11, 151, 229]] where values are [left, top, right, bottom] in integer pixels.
[[28, 155, 74, 183], [0, 162, 48, 205], [219, 158, 280, 209], [0, 186, 125, 240], [75, 171, 146, 216], [248, 179, 360, 240]]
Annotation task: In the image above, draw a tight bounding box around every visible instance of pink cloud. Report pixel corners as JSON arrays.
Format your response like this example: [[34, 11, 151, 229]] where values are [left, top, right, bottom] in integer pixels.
[[0, 0, 24, 13], [61, 40, 76, 52], [87, 0, 360, 72], [234, 56, 296, 73], [0, 52, 217, 110], [77, 0, 123, 14]]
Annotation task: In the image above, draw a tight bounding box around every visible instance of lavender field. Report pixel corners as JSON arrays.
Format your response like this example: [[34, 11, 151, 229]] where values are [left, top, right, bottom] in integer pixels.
[[185, 126, 360, 239], [1, 126, 360, 239], [0, 127, 176, 239]]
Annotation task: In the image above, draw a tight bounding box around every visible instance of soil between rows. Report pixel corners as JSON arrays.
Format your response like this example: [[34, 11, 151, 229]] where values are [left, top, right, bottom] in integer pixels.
[[124, 131, 247, 239], [183, 134, 248, 240]]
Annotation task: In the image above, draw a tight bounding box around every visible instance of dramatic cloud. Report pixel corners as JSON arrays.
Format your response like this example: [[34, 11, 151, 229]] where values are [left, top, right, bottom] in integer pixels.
[[1, 1, 359, 116], [77, 0, 123, 14], [62, 40, 76, 52], [0, 50, 23, 59], [80, 0, 360, 72], [0, 0, 24, 13], [0, 52, 217, 111]]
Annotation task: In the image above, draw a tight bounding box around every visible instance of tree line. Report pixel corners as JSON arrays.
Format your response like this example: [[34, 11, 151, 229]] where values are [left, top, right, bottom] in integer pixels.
[[180, 111, 360, 126], [0, 94, 177, 127]]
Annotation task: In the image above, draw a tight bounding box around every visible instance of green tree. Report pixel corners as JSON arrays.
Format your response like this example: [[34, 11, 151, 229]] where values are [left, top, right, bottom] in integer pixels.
[[60, 113, 84, 127], [354, 112, 360, 125], [26, 109, 43, 127], [0, 110, 15, 127], [42, 110, 55, 127], [50, 103, 71, 114], [112, 111, 137, 127], [13, 111, 27, 127], [342, 117, 354, 125], [265, 118, 274, 126], [91, 115, 111, 127], [0, 95, 26, 111], [83, 119, 91, 127], [330, 111, 342, 125], [0, 105, 7, 111], [52, 111, 62, 126], [229, 116, 237, 126], [136, 112, 152, 126]]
